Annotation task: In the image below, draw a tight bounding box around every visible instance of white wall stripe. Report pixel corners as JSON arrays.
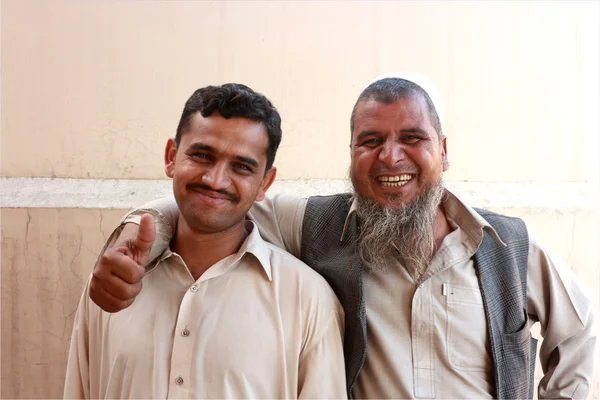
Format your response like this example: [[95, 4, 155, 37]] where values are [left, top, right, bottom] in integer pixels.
[[1, 177, 598, 210]]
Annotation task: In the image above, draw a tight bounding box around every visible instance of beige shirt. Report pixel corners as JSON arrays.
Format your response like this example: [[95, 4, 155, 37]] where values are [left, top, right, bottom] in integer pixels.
[[64, 221, 347, 399], [353, 192, 596, 399], [122, 191, 597, 399]]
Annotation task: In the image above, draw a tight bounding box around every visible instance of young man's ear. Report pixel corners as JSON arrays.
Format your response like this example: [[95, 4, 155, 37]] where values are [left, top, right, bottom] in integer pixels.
[[441, 137, 450, 171], [165, 138, 177, 178], [255, 166, 277, 202]]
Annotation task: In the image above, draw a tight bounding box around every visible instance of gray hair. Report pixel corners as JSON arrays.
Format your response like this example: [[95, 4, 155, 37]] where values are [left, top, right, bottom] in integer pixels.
[[350, 77, 444, 139]]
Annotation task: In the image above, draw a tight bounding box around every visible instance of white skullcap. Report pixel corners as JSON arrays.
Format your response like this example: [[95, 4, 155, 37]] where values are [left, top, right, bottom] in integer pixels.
[[368, 72, 445, 123]]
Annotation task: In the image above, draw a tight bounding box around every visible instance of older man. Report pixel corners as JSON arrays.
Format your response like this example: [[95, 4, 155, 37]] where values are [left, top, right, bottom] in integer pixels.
[[64, 83, 346, 399], [88, 75, 596, 399]]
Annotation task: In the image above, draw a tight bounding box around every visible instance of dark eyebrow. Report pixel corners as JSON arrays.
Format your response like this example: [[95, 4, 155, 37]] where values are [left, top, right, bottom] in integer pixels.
[[188, 142, 259, 168], [188, 143, 215, 152], [233, 155, 259, 168]]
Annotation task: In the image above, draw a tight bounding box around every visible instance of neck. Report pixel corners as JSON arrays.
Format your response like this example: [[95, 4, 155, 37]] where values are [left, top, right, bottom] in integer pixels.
[[171, 217, 249, 281]]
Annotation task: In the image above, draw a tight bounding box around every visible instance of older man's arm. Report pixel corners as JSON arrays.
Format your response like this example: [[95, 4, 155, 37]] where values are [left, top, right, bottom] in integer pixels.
[[527, 232, 597, 399], [113, 196, 180, 263], [115, 194, 306, 258], [90, 194, 307, 312]]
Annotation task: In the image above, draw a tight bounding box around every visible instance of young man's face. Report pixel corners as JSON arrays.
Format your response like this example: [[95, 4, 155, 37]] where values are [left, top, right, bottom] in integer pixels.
[[350, 95, 448, 207], [165, 112, 275, 234]]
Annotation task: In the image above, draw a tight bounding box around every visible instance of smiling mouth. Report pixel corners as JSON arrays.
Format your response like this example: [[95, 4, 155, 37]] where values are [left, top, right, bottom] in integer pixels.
[[378, 174, 413, 187], [188, 186, 238, 203]]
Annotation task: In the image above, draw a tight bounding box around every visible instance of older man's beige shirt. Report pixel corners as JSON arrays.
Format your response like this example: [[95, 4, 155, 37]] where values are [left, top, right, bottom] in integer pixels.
[[64, 221, 346, 399], [122, 191, 596, 399]]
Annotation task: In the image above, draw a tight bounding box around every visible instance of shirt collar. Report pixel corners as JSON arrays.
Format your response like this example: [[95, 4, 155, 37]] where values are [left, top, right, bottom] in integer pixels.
[[340, 189, 506, 248], [148, 219, 273, 281], [442, 190, 506, 248], [241, 220, 273, 281]]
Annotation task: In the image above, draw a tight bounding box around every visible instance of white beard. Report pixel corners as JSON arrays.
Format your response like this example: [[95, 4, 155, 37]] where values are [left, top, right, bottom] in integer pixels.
[[354, 180, 444, 281]]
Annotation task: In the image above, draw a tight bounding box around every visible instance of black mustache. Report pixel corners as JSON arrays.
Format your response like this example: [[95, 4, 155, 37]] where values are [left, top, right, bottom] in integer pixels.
[[186, 183, 239, 202]]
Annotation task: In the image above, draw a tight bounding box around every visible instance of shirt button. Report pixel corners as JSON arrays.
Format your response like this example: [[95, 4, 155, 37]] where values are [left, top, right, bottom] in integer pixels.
[[175, 376, 184, 385], [190, 285, 198, 293], [182, 329, 190, 337]]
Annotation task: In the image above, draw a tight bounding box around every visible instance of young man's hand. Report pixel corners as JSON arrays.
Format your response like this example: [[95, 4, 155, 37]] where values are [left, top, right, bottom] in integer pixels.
[[89, 214, 155, 312]]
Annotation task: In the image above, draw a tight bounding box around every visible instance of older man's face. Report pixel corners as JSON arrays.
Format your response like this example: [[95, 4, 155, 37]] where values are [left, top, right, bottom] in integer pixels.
[[350, 95, 448, 207]]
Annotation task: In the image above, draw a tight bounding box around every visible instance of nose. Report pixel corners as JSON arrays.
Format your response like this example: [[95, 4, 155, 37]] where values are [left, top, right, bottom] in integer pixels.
[[378, 140, 405, 167], [200, 162, 231, 189]]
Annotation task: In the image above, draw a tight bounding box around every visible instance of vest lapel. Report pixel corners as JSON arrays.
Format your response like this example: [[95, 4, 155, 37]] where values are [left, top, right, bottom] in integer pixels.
[[473, 210, 532, 399], [337, 212, 367, 395]]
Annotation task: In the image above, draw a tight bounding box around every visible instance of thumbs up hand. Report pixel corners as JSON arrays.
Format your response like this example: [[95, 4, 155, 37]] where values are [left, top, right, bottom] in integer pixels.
[[89, 214, 156, 312]]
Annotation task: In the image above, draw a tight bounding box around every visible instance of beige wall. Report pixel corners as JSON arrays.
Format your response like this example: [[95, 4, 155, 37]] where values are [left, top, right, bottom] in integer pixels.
[[1, 208, 126, 398], [1, 0, 599, 398], [2, 0, 599, 182]]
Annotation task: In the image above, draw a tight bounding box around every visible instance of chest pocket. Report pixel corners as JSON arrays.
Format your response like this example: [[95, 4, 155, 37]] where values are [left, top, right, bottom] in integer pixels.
[[445, 283, 491, 372]]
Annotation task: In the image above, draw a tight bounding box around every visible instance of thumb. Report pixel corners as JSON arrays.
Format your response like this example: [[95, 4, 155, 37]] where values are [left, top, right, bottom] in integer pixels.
[[132, 213, 156, 264]]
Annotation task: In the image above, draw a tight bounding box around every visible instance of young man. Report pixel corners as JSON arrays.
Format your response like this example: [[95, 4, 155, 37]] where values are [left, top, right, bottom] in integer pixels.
[[88, 76, 596, 399], [64, 83, 346, 399]]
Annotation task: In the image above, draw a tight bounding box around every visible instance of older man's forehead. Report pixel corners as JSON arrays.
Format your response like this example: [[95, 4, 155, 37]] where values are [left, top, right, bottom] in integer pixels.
[[354, 96, 432, 127], [368, 72, 445, 123]]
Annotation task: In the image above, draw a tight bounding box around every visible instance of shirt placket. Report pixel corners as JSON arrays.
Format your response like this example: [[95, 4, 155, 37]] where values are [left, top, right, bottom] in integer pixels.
[[167, 282, 201, 399], [411, 281, 435, 398]]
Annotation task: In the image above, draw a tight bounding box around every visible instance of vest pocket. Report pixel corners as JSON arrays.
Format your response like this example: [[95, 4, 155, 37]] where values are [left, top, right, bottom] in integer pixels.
[[445, 284, 491, 371], [500, 312, 532, 390]]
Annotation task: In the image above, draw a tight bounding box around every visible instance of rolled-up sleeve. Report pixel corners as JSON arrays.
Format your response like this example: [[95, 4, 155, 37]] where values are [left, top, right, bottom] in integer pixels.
[[110, 196, 179, 262]]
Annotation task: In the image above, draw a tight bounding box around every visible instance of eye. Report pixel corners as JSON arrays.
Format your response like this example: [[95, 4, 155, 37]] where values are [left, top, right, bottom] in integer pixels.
[[361, 138, 382, 148], [233, 163, 252, 173], [402, 136, 422, 145], [191, 152, 210, 160]]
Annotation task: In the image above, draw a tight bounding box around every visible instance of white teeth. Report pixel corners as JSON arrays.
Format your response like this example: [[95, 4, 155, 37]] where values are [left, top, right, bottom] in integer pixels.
[[380, 181, 409, 187], [378, 174, 412, 186]]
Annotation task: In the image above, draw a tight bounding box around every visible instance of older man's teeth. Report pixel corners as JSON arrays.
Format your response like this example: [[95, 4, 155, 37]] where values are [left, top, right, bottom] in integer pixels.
[[379, 175, 412, 187]]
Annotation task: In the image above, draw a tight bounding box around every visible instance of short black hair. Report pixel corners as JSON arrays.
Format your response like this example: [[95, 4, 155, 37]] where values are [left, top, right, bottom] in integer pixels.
[[175, 83, 282, 171], [350, 78, 443, 139]]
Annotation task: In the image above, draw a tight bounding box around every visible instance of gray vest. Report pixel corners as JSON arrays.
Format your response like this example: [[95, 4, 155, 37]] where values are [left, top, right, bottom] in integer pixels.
[[300, 194, 536, 399]]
